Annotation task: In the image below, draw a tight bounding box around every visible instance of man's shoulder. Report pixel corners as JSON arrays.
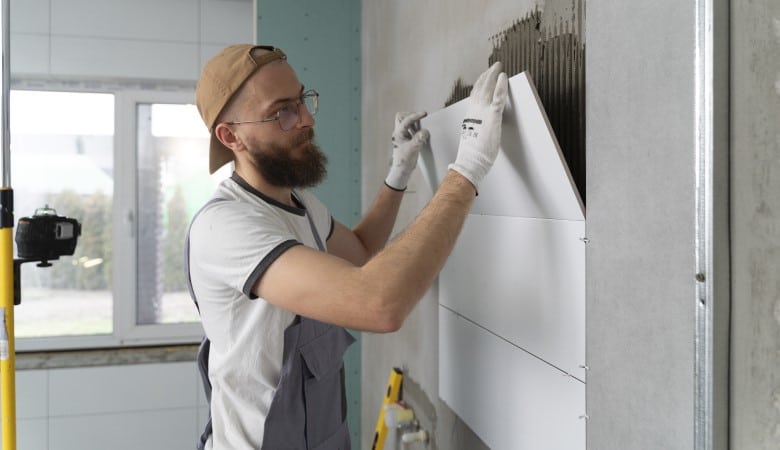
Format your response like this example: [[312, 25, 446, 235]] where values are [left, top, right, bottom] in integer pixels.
[[197, 180, 278, 218], [192, 197, 284, 234], [293, 189, 328, 215]]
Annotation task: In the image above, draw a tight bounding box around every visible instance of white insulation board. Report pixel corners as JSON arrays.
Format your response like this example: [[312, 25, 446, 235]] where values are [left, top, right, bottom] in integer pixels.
[[439, 307, 585, 450], [423, 71, 585, 449], [439, 214, 586, 379], [420, 71, 583, 221]]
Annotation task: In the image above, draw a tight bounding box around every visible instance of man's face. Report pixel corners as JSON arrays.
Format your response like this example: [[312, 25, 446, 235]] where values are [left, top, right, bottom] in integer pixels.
[[230, 62, 327, 188], [244, 125, 327, 188]]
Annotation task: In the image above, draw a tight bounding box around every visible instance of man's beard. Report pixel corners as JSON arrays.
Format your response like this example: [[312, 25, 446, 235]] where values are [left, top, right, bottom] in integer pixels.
[[247, 128, 327, 188]]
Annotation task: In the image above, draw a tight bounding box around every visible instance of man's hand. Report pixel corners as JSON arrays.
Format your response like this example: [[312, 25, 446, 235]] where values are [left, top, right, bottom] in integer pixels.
[[448, 62, 509, 192], [385, 111, 430, 191]]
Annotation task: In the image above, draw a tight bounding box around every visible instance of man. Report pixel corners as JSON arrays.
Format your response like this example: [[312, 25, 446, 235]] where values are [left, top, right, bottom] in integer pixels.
[[187, 44, 508, 449]]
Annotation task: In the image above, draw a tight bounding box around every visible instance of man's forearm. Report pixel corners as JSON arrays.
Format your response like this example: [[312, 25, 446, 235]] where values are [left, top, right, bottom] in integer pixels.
[[351, 184, 405, 257], [356, 170, 476, 326]]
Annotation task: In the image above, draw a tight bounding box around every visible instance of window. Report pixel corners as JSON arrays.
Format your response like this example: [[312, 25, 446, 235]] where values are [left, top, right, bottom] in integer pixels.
[[12, 87, 228, 351], [12, 91, 115, 339], [136, 103, 223, 326]]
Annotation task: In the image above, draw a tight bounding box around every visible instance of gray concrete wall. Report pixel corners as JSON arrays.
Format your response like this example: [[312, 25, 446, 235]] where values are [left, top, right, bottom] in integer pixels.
[[730, 1, 780, 448], [363, 0, 780, 448], [585, 0, 737, 447], [360, 1, 582, 448], [585, 1, 701, 448]]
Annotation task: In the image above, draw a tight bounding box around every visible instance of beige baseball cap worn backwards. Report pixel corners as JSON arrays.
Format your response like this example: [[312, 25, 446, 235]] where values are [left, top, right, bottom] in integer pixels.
[[195, 44, 287, 174]]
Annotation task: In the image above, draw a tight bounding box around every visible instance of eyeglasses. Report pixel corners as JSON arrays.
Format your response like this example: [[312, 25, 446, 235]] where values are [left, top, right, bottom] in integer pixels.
[[227, 89, 319, 131]]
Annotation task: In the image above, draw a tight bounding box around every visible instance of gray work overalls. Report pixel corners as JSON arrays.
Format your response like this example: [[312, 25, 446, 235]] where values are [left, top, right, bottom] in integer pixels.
[[186, 197, 355, 450]]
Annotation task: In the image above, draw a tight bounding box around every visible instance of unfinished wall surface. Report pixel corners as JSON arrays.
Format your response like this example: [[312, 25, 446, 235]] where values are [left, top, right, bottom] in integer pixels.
[[586, 2, 696, 448], [730, 0, 780, 447], [361, 1, 583, 448], [586, 0, 730, 449]]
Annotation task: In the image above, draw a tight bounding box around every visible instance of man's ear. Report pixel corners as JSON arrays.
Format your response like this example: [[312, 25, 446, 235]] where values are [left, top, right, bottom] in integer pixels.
[[214, 123, 244, 153]]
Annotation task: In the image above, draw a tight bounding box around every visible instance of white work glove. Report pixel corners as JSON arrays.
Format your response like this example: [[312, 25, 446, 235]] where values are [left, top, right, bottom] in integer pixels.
[[448, 62, 509, 192], [385, 111, 430, 191]]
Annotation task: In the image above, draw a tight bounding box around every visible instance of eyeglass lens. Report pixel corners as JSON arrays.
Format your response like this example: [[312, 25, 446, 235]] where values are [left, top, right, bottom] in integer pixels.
[[278, 93, 318, 131]]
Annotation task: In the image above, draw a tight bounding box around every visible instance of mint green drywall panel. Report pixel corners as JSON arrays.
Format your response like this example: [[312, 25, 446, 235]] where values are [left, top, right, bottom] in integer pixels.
[[257, 0, 362, 444], [257, 1, 361, 226]]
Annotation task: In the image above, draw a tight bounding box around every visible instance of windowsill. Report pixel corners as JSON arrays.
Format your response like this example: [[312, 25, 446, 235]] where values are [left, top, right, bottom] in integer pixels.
[[15, 344, 199, 371]]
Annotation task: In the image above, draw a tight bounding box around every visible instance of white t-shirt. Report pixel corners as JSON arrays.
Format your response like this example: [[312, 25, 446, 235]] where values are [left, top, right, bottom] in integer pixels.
[[188, 174, 332, 449]]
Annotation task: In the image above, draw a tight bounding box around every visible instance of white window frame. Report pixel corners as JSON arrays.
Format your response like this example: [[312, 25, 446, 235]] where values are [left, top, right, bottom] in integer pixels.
[[15, 84, 206, 352]]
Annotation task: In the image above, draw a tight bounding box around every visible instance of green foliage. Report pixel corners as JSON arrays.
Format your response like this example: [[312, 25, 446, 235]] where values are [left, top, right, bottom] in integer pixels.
[[44, 190, 112, 290], [22, 184, 189, 293], [162, 185, 189, 292]]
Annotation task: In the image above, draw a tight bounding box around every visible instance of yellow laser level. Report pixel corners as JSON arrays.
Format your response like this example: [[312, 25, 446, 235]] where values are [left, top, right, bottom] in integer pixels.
[[371, 367, 403, 450]]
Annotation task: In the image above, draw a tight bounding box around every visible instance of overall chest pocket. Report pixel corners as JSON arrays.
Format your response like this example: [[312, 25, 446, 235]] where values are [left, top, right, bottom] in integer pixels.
[[298, 326, 355, 449]]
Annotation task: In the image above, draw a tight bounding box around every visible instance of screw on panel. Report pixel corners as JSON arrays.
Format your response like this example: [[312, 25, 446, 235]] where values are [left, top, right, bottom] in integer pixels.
[[695, 273, 706, 282]]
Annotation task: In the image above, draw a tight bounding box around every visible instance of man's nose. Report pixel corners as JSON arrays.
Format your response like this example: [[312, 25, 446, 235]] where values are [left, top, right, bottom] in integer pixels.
[[297, 104, 315, 128]]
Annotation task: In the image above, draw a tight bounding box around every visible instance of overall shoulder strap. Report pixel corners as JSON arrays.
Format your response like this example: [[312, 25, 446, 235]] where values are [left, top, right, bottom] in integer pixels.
[[293, 191, 326, 252], [304, 208, 325, 252]]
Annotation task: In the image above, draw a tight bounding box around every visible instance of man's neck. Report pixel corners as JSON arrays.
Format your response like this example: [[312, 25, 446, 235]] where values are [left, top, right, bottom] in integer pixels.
[[234, 166, 295, 208]]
